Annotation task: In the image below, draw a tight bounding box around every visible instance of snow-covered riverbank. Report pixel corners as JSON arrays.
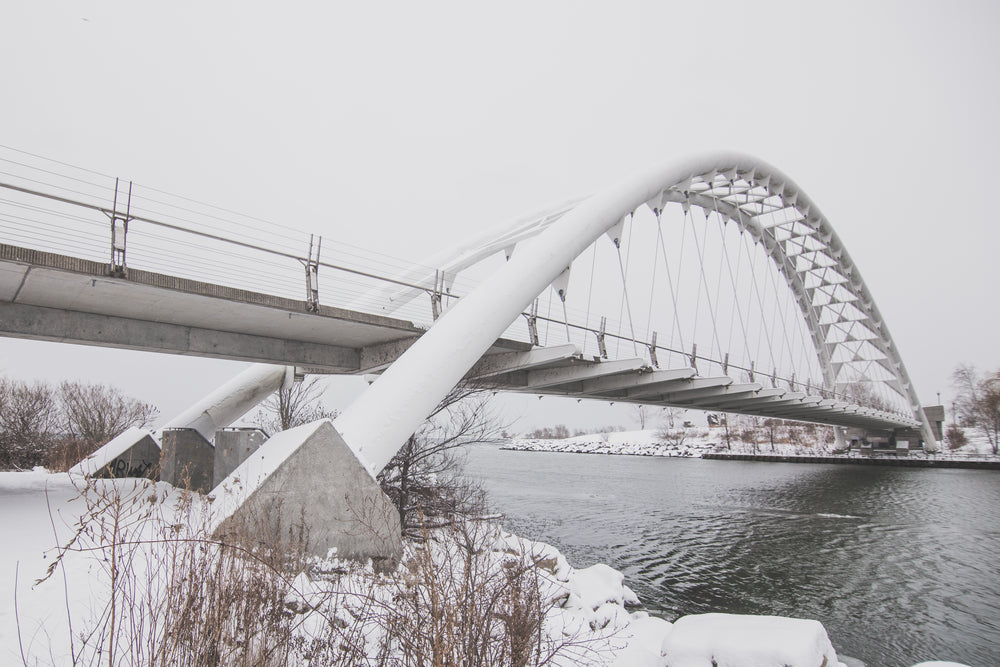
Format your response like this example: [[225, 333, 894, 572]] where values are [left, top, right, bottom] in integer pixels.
[[503, 428, 723, 457], [503, 426, 1000, 463], [0, 470, 971, 666]]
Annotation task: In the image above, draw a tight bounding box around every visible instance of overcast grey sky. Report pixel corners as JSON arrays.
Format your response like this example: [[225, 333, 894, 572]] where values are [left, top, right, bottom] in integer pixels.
[[1, 1, 998, 430]]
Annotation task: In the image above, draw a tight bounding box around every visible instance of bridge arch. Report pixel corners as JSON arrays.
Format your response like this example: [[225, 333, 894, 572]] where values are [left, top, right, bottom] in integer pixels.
[[333, 153, 936, 476]]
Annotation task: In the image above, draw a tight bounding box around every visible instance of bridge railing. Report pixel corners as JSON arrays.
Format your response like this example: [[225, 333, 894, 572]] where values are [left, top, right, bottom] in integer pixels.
[[0, 146, 490, 327]]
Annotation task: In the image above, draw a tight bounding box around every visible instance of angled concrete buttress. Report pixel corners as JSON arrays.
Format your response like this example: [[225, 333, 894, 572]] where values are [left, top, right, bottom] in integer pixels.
[[210, 419, 402, 567], [72, 363, 292, 482], [68, 426, 160, 480]]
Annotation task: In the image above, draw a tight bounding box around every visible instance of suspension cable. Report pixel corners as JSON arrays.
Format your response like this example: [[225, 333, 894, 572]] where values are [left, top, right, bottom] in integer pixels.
[[614, 213, 639, 357], [657, 206, 687, 367], [694, 205, 724, 372], [717, 203, 753, 374], [645, 212, 662, 344], [582, 241, 598, 356]]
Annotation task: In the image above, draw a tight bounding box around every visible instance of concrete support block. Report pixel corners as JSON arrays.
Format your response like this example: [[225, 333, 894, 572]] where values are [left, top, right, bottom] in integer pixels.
[[213, 427, 267, 488], [68, 426, 160, 480], [160, 428, 215, 493], [210, 419, 402, 568]]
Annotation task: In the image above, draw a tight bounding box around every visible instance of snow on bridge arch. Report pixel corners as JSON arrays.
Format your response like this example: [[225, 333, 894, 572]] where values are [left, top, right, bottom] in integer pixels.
[[332, 152, 937, 477]]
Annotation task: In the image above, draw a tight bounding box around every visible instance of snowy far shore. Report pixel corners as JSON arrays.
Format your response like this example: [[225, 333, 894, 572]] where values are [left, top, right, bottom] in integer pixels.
[[502, 426, 999, 462], [0, 469, 972, 666]]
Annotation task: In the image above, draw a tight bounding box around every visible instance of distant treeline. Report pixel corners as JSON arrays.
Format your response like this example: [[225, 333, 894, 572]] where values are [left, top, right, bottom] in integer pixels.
[[0, 377, 158, 471]]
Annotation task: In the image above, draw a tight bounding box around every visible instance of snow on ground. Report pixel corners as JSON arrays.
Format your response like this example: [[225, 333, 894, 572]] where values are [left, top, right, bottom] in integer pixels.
[[503, 427, 839, 458], [0, 470, 971, 666], [504, 428, 724, 457], [955, 429, 999, 458]]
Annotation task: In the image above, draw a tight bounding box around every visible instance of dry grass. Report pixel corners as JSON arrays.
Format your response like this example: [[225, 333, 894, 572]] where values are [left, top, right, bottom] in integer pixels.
[[25, 476, 584, 667]]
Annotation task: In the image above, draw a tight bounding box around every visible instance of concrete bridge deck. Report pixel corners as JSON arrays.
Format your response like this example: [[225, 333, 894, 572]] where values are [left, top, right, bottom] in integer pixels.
[[0, 243, 920, 434]]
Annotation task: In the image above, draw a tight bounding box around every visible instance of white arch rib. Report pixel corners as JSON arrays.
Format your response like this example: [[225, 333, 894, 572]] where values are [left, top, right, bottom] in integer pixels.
[[333, 152, 936, 477]]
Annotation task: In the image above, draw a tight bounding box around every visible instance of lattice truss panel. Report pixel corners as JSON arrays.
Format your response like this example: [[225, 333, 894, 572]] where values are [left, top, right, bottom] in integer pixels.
[[670, 170, 909, 415]]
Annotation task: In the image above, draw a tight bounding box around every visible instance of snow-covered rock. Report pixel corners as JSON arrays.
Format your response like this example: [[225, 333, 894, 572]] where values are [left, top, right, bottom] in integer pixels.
[[566, 562, 634, 610], [660, 613, 845, 667], [504, 428, 723, 458]]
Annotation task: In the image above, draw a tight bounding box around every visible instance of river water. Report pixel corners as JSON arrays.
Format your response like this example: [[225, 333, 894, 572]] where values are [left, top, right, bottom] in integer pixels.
[[462, 445, 1000, 667]]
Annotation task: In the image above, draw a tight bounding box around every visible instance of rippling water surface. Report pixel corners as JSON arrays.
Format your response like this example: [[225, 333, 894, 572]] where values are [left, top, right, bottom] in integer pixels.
[[462, 445, 1000, 667]]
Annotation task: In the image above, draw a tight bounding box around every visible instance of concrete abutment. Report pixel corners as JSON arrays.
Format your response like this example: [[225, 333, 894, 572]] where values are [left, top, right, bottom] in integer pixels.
[[210, 419, 402, 567]]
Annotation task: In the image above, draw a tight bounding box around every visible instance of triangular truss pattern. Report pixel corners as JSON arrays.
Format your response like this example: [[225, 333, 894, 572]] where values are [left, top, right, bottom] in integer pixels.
[[658, 167, 927, 435]]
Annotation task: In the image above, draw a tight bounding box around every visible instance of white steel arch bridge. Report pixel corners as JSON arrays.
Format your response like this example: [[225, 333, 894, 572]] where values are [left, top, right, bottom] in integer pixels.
[[333, 153, 936, 474], [0, 149, 938, 484]]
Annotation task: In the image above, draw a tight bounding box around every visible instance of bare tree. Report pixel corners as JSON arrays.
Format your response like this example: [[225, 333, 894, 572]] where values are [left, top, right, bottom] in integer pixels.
[[58, 381, 159, 444], [524, 424, 571, 439], [738, 415, 761, 453], [763, 418, 778, 452], [0, 378, 59, 469], [632, 404, 651, 430], [844, 381, 893, 412], [251, 377, 502, 536], [253, 377, 339, 435], [378, 383, 505, 536], [657, 424, 686, 448], [661, 406, 683, 430], [952, 364, 1000, 454]]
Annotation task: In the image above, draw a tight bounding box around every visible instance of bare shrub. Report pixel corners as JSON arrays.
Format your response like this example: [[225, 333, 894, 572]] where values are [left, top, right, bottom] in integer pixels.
[[0, 377, 159, 471], [384, 519, 560, 667], [45, 436, 99, 475], [524, 424, 571, 440], [657, 427, 686, 448], [379, 383, 505, 536], [58, 381, 159, 445], [36, 478, 357, 667], [946, 423, 968, 451], [0, 378, 58, 469], [32, 477, 579, 667], [253, 376, 338, 435], [44, 382, 160, 471]]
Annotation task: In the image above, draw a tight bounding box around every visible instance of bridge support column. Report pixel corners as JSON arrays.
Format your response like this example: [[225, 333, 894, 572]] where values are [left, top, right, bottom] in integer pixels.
[[160, 428, 214, 493], [161, 363, 293, 442], [833, 427, 848, 452]]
